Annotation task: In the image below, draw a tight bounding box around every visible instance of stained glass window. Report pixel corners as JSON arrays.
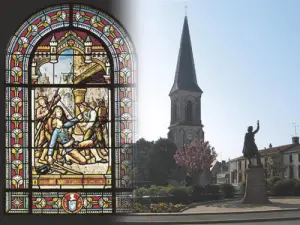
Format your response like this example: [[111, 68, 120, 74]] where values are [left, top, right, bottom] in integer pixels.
[[5, 4, 136, 214]]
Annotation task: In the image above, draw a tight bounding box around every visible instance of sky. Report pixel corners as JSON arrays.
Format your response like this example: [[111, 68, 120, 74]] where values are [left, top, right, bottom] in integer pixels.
[[40, 50, 73, 84], [134, 0, 300, 161]]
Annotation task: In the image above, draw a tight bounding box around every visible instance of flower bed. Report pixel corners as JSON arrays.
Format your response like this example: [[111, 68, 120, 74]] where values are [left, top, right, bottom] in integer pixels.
[[134, 202, 186, 213]]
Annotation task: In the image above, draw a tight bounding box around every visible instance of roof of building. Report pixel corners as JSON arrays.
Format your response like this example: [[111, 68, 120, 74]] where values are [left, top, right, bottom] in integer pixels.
[[230, 144, 297, 161], [169, 16, 202, 95]]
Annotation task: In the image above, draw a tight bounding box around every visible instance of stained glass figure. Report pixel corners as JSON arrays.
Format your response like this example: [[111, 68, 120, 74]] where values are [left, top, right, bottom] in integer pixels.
[[5, 4, 136, 214]]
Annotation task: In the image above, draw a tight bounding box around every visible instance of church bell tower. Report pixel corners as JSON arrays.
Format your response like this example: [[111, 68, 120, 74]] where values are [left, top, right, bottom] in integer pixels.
[[168, 15, 204, 148]]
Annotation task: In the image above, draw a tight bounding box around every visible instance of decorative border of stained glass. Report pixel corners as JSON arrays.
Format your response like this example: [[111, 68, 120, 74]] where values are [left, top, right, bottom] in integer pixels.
[[6, 4, 70, 84], [32, 192, 112, 214], [6, 192, 29, 213], [115, 87, 137, 188], [4, 3, 136, 214], [6, 87, 29, 189]]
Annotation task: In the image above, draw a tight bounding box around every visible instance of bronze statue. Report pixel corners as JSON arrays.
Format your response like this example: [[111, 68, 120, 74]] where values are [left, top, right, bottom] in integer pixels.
[[242, 120, 262, 167]]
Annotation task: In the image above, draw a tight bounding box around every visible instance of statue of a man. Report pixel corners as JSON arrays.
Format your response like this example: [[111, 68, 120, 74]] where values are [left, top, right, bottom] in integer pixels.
[[242, 120, 262, 167]]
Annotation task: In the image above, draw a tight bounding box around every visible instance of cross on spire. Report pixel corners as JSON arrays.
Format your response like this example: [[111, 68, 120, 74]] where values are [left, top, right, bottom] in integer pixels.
[[184, 1, 188, 16]]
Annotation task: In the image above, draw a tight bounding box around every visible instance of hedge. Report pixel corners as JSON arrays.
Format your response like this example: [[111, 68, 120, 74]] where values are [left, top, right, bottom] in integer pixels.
[[219, 184, 236, 198], [240, 177, 300, 196], [135, 185, 224, 197], [273, 179, 300, 196], [134, 184, 236, 205]]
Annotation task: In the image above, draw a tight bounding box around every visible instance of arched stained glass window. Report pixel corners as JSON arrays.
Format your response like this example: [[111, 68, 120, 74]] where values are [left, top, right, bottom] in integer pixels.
[[5, 4, 136, 214]]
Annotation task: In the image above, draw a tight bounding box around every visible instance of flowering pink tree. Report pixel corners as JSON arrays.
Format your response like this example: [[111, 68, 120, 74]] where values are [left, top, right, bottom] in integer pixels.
[[174, 140, 217, 185]]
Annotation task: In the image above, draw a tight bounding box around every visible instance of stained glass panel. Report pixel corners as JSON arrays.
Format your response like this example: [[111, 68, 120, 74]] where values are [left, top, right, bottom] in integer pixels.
[[5, 53, 29, 84], [32, 30, 111, 85], [6, 5, 70, 84], [72, 4, 136, 84], [5, 87, 29, 189], [32, 192, 112, 214], [5, 3, 136, 214], [32, 87, 111, 189], [6, 192, 29, 213], [115, 87, 137, 188]]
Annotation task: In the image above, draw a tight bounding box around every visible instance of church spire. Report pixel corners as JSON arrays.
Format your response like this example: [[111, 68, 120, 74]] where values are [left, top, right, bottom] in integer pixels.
[[169, 16, 202, 95]]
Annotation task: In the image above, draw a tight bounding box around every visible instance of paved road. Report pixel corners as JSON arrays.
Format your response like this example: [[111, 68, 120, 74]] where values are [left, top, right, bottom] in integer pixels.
[[199, 221, 300, 225], [117, 210, 300, 224], [116, 220, 300, 225]]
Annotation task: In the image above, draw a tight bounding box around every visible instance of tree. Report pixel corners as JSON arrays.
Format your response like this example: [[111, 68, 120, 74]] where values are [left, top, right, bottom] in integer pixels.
[[264, 152, 286, 179], [133, 138, 153, 187], [174, 140, 217, 186], [147, 138, 179, 186]]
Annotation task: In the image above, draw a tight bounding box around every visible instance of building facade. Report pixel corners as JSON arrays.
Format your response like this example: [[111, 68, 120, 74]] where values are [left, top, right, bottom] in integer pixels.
[[283, 138, 300, 179], [228, 136, 300, 185], [211, 160, 230, 185]]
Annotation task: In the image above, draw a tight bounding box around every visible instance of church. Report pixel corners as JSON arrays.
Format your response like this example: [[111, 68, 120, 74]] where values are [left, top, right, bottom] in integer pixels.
[[168, 15, 211, 186], [168, 15, 204, 149]]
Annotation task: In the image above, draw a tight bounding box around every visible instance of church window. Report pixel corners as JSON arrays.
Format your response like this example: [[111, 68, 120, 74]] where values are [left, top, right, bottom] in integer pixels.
[[172, 102, 177, 122], [185, 100, 193, 122], [5, 4, 136, 214]]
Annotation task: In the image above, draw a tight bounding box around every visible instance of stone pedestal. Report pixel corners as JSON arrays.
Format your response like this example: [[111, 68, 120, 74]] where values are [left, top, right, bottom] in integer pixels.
[[242, 166, 271, 204]]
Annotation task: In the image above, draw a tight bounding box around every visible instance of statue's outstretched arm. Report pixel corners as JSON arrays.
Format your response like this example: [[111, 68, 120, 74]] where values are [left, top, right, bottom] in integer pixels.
[[253, 123, 260, 134]]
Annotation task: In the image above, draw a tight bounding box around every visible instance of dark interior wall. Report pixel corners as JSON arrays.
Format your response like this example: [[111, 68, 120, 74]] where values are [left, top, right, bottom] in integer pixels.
[[0, 0, 136, 50], [0, 1, 136, 224]]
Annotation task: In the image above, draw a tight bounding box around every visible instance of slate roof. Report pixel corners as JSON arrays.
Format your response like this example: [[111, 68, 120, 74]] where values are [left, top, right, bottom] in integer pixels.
[[169, 16, 202, 95]]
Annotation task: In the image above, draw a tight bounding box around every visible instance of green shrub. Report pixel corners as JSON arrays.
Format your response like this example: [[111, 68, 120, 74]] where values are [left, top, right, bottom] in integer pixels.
[[204, 184, 219, 195], [220, 184, 235, 198], [168, 186, 191, 198], [266, 176, 282, 193], [191, 185, 220, 202], [134, 203, 149, 213], [135, 187, 148, 197], [135, 185, 192, 198], [273, 179, 296, 196], [134, 184, 223, 204], [267, 176, 281, 185], [147, 185, 170, 197]]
